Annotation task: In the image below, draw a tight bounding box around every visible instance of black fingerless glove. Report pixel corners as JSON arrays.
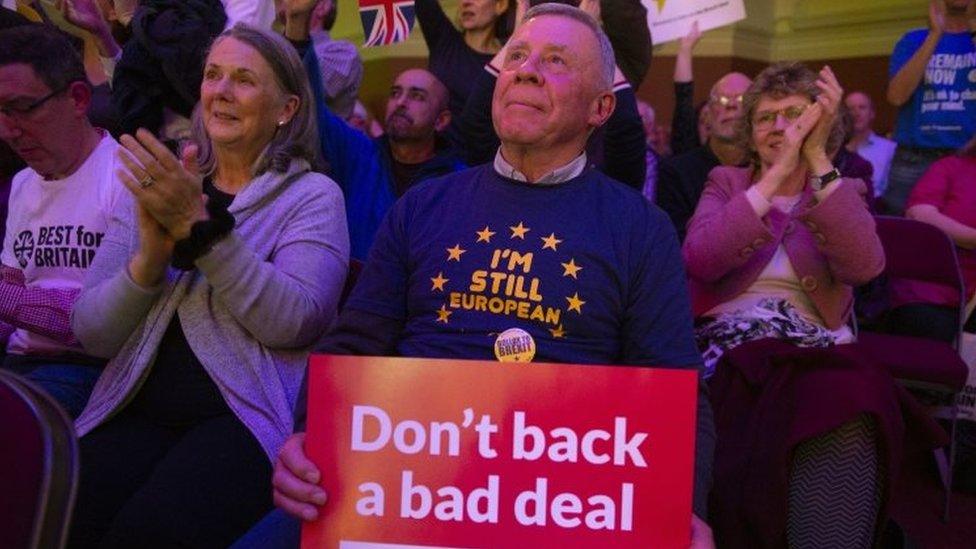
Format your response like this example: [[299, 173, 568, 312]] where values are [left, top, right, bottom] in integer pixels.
[[171, 200, 235, 271]]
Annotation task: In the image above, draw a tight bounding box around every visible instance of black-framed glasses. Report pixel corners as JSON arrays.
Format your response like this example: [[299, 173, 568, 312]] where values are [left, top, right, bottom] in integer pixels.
[[0, 82, 76, 121]]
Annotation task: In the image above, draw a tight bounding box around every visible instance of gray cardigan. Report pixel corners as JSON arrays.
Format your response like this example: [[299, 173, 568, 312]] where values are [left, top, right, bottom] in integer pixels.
[[72, 160, 349, 460]]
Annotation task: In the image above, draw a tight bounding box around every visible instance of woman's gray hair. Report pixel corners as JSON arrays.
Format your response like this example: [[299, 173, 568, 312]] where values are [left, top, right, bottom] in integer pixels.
[[190, 23, 321, 177], [521, 3, 615, 90], [734, 61, 846, 168]]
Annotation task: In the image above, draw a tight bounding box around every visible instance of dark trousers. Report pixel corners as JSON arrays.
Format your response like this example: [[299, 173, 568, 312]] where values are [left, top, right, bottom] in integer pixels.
[[1, 354, 103, 419], [884, 303, 958, 343], [882, 146, 955, 215], [69, 411, 273, 549]]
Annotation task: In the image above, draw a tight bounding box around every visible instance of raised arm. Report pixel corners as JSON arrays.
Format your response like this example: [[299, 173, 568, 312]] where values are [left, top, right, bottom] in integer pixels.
[[599, 0, 652, 87], [671, 22, 702, 156], [282, 0, 318, 42], [415, 0, 457, 51], [887, 2, 943, 106], [57, 0, 120, 58], [301, 42, 390, 260], [602, 73, 647, 190]]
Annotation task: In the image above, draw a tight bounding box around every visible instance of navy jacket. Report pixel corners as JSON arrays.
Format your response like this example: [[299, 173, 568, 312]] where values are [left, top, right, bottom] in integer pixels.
[[303, 50, 465, 260]]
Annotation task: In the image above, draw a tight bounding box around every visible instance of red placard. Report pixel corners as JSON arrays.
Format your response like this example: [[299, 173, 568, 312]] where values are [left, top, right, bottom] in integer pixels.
[[302, 355, 698, 548]]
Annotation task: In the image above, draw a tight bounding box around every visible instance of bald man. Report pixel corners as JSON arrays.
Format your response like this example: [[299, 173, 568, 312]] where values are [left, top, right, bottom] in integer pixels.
[[382, 69, 454, 192], [656, 72, 752, 241], [301, 58, 466, 258], [637, 100, 663, 200]]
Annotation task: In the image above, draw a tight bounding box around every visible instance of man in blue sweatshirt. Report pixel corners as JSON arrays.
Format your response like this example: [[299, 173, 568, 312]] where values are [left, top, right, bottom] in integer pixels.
[[237, 4, 715, 548]]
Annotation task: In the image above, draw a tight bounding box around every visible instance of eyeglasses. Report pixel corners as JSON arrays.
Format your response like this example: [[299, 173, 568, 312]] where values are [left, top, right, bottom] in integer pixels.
[[753, 105, 808, 130], [0, 83, 74, 121], [711, 94, 744, 108]]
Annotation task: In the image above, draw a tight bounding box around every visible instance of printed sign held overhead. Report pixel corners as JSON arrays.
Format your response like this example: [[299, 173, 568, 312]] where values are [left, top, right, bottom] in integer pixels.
[[643, 0, 747, 45]]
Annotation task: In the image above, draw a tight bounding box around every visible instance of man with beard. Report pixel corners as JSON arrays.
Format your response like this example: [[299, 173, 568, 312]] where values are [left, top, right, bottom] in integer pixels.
[[656, 72, 752, 242], [308, 65, 465, 259]]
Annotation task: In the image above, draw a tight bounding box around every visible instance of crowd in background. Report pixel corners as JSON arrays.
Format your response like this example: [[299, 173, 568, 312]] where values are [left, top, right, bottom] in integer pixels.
[[0, 0, 975, 548]]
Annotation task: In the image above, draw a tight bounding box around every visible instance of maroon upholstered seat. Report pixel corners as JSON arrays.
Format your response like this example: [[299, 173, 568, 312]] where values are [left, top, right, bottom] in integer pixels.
[[864, 216, 970, 520], [858, 332, 968, 390], [0, 370, 79, 549], [865, 216, 968, 390]]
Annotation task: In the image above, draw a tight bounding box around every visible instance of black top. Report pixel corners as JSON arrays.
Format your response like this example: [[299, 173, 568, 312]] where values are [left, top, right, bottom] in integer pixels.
[[415, 0, 493, 149], [128, 181, 236, 426], [202, 179, 235, 211], [390, 158, 425, 197], [129, 317, 227, 426], [655, 144, 723, 242], [670, 81, 700, 157], [377, 136, 467, 198]]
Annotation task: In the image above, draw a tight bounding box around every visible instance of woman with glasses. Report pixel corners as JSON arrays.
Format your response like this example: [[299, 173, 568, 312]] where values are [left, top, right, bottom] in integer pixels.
[[683, 62, 899, 548], [684, 61, 883, 372]]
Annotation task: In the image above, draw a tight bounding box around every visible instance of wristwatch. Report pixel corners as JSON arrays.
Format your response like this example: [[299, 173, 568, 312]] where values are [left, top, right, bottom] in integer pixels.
[[809, 167, 840, 191]]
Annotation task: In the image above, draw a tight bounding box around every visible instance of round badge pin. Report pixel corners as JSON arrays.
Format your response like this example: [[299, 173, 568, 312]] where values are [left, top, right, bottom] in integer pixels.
[[493, 328, 536, 362]]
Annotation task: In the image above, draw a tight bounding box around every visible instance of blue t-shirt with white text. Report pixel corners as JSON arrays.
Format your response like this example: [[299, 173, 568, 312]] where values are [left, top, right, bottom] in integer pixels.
[[889, 29, 976, 149]]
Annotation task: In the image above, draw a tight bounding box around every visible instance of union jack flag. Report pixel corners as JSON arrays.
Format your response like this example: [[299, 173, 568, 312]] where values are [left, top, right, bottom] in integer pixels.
[[358, 0, 416, 47]]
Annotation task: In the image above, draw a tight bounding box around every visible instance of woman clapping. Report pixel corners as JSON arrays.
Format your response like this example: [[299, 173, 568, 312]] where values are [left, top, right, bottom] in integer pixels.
[[68, 24, 349, 548]]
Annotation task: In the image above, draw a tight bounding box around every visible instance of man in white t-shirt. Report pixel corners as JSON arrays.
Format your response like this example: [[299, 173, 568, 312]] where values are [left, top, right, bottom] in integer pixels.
[[0, 24, 124, 417]]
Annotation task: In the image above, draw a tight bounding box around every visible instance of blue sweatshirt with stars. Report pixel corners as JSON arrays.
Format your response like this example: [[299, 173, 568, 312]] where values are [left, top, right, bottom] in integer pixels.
[[302, 164, 714, 516]]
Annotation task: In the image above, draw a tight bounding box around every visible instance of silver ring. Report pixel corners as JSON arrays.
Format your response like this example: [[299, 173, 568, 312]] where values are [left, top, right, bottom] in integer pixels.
[[139, 175, 155, 189]]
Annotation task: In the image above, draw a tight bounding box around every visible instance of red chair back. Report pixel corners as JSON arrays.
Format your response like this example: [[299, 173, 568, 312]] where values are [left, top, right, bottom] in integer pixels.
[[874, 215, 964, 293], [866, 217, 969, 521], [0, 371, 79, 549]]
